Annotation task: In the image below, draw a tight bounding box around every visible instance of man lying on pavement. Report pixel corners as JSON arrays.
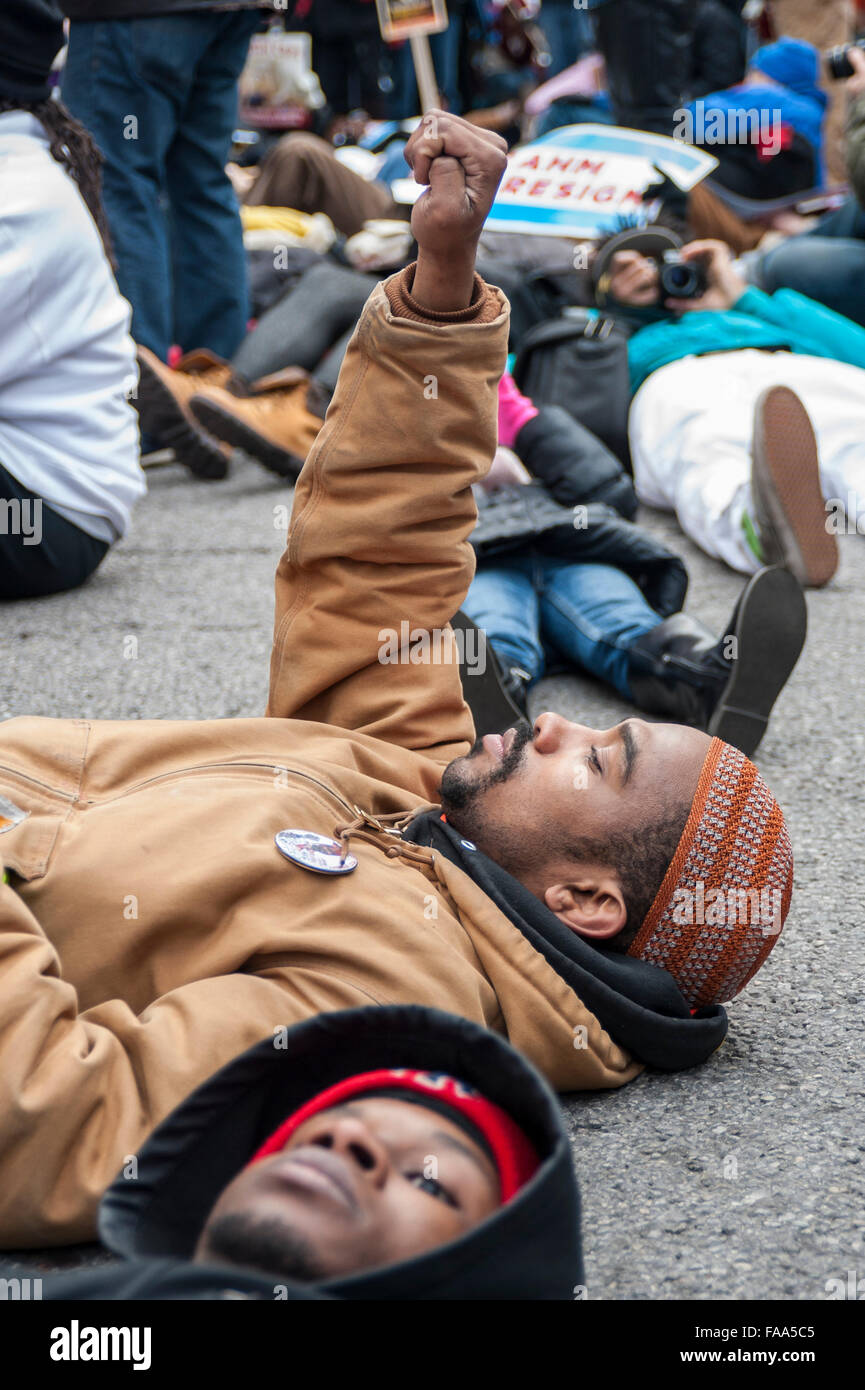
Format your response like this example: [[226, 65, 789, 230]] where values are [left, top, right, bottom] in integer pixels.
[[0, 113, 794, 1248], [29, 1007, 581, 1301]]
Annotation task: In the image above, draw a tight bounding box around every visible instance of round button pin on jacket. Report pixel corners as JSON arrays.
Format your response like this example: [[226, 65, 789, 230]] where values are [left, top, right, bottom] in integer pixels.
[[275, 829, 358, 875]]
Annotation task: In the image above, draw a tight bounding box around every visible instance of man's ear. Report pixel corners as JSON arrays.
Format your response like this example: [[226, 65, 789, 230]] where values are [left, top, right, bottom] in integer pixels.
[[543, 870, 627, 941]]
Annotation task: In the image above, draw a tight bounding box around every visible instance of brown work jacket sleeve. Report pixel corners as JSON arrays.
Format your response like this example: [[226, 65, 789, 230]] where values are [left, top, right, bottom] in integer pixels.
[[0, 868, 382, 1246], [266, 262, 509, 765]]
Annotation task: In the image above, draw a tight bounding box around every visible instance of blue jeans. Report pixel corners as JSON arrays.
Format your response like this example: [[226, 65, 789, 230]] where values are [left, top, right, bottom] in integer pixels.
[[465, 556, 662, 700], [758, 198, 865, 328], [62, 11, 260, 361], [540, 1, 596, 79]]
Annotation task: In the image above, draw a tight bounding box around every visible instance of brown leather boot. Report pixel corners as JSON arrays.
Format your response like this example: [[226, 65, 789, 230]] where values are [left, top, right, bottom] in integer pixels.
[[136, 347, 234, 481], [188, 375, 324, 479]]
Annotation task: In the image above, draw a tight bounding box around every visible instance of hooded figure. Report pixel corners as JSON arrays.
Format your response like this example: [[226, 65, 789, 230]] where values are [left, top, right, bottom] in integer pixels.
[[39, 1007, 582, 1301]]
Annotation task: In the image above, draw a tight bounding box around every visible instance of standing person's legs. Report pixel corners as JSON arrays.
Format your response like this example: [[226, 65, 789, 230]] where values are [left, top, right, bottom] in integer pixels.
[[62, 20, 178, 359], [592, 0, 698, 136], [244, 133, 397, 238], [463, 562, 545, 683], [311, 35, 392, 117], [630, 354, 760, 573], [771, 0, 854, 183], [541, 0, 596, 80], [166, 10, 261, 358], [0, 466, 109, 600], [537, 558, 662, 700]]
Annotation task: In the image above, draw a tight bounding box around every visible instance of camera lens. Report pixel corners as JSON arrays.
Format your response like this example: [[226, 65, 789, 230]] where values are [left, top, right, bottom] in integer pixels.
[[665, 265, 692, 292], [660, 260, 702, 299], [826, 44, 852, 80], [825, 41, 865, 81]]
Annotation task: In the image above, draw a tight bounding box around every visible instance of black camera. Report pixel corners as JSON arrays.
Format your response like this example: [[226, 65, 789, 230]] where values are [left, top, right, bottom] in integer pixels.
[[659, 251, 708, 301], [825, 39, 865, 81]]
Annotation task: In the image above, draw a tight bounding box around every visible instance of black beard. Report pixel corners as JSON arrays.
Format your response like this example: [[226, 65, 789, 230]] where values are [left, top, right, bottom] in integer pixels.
[[201, 1211, 325, 1285], [439, 723, 534, 836]]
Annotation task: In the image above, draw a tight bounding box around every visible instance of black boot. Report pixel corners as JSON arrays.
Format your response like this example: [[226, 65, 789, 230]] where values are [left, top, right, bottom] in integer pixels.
[[450, 611, 532, 736], [626, 567, 807, 758]]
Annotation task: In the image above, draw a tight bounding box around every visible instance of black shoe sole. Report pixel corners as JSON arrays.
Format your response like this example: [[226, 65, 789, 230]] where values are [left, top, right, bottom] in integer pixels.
[[450, 610, 530, 737], [189, 397, 305, 481], [135, 354, 229, 482], [707, 565, 807, 758]]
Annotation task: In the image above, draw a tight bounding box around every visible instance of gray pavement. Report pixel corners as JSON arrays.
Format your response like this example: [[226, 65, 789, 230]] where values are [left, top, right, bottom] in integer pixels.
[[1, 450, 863, 1299]]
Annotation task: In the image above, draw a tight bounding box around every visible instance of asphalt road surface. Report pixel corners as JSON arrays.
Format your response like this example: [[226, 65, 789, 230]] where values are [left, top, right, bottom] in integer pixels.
[[2, 451, 863, 1300]]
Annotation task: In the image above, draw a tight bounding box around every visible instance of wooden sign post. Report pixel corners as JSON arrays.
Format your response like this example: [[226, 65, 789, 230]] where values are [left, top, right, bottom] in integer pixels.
[[376, 0, 449, 114]]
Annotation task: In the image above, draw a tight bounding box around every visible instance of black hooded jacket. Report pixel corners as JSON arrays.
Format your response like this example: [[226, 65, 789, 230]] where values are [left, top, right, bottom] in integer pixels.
[[470, 403, 689, 620], [403, 814, 729, 1073], [690, 0, 748, 101], [41, 1007, 583, 1301], [472, 493, 689, 622]]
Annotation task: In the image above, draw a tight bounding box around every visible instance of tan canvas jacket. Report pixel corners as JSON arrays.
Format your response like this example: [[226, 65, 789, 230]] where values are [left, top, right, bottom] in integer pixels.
[[0, 268, 641, 1247]]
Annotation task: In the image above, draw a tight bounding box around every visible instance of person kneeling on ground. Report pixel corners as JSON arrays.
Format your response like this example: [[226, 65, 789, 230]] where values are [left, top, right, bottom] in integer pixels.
[[33, 1007, 579, 1301], [0, 113, 794, 1250]]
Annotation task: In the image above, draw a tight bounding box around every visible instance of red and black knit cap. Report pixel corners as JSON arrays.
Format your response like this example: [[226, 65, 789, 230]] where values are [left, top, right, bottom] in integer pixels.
[[628, 738, 793, 1009], [248, 1068, 540, 1203]]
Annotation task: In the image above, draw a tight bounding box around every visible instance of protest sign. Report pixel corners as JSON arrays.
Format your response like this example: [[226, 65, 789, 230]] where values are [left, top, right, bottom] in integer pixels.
[[486, 124, 718, 237]]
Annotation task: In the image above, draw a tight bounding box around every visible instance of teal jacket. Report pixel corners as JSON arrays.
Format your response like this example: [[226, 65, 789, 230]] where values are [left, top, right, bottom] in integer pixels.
[[628, 286, 865, 395]]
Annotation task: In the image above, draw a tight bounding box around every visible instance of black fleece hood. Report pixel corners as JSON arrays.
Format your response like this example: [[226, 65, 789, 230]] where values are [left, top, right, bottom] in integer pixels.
[[403, 813, 728, 1071], [95, 1006, 582, 1301]]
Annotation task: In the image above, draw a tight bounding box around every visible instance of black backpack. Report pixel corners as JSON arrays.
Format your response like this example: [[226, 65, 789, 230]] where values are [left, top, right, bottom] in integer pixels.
[[512, 309, 633, 468]]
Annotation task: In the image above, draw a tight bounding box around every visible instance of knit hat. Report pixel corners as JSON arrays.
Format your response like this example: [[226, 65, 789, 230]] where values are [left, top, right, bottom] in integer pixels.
[[248, 1068, 540, 1202], [750, 38, 827, 109], [627, 738, 793, 1010], [0, 0, 64, 104]]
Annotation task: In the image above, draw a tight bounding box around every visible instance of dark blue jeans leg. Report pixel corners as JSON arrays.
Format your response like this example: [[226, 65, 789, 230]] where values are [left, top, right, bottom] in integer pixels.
[[464, 560, 546, 682], [165, 11, 260, 357], [539, 2, 596, 79], [537, 558, 662, 699], [759, 235, 865, 328], [809, 197, 865, 240], [62, 19, 176, 359]]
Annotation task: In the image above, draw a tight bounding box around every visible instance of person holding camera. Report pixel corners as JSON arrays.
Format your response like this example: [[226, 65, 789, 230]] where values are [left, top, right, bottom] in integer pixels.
[[772, 0, 854, 183], [742, 45, 865, 326], [844, 40, 865, 200], [591, 225, 865, 586]]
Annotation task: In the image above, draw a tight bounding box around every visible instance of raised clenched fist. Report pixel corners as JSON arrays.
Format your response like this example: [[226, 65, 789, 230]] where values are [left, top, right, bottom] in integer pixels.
[[404, 111, 508, 311]]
